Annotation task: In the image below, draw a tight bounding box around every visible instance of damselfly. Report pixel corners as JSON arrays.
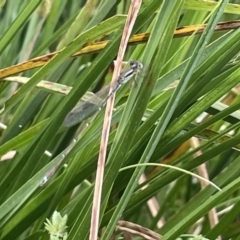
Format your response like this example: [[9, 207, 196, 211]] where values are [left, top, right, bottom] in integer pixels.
[[63, 60, 143, 127], [42, 61, 143, 186]]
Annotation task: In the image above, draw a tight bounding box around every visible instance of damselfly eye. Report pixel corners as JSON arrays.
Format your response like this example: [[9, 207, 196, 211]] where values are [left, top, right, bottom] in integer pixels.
[[129, 60, 136, 68], [129, 60, 143, 70], [137, 62, 143, 69]]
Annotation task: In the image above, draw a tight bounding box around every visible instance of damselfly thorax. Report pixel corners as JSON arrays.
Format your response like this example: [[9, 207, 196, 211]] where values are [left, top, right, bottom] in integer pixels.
[[104, 60, 143, 102]]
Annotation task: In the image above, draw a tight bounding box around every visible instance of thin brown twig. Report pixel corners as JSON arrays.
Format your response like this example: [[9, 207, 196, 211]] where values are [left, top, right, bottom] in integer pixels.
[[190, 137, 221, 240], [117, 220, 162, 240], [89, 1, 142, 240], [139, 174, 165, 228]]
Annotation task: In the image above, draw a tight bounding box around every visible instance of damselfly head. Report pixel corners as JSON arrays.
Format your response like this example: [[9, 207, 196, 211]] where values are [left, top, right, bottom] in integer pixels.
[[129, 60, 143, 71]]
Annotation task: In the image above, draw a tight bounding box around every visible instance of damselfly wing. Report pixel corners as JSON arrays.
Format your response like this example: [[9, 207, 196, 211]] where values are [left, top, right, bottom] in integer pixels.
[[63, 60, 143, 127]]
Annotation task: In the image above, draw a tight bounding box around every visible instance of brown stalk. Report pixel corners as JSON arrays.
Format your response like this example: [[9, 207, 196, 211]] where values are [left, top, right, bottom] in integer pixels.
[[139, 174, 165, 228], [190, 137, 221, 240], [117, 220, 162, 240], [89, 1, 142, 240]]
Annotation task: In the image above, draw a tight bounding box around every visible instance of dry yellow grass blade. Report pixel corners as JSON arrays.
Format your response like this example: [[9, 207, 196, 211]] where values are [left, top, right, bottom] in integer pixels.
[[1, 20, 240, 79]]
